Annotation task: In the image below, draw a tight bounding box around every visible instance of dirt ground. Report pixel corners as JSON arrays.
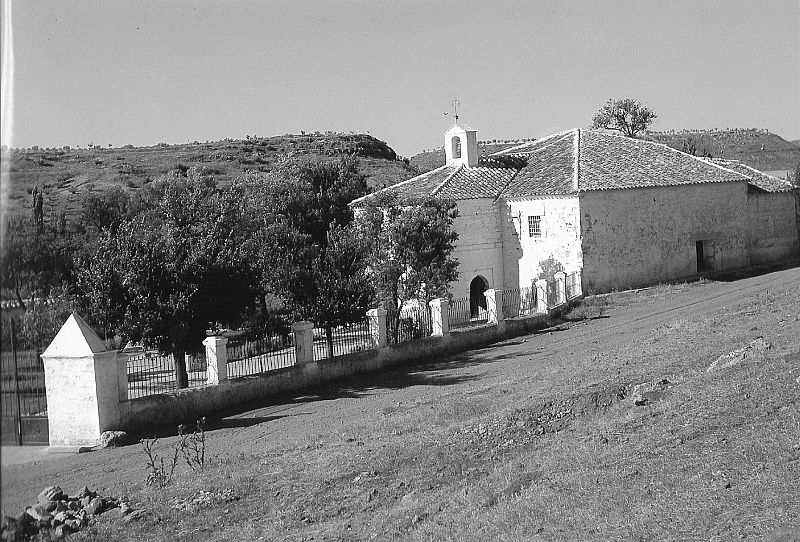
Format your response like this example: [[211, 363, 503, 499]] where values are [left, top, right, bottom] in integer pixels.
[[2, 266, 799, 540]]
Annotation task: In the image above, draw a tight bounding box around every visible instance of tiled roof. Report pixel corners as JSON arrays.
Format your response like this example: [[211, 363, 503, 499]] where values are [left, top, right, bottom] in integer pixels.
[[495, 129, 749, 196], [499, 131, 575, 197], [707, 160, 795, 193], [353, 164, 518, 203], [577, 130, 748, 191], [435, 166, 518, 199], [355, 128, 782, 205], [350, 165, 458, 206]]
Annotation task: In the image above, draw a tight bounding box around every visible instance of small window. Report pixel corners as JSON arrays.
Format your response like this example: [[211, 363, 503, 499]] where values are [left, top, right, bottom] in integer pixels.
[[452, 136, 461, 159], [528, 215, 542, 237]]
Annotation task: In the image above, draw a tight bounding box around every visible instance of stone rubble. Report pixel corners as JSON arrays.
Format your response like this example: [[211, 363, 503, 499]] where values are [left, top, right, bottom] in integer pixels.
[[0, 485, 138, 541]]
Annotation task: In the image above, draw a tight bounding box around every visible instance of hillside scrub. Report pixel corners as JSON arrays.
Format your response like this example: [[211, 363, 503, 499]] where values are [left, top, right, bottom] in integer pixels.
[[2, 133, 415, 223]]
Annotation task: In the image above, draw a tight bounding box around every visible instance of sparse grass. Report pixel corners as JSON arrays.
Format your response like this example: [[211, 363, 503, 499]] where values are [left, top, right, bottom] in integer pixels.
[[5, 277, 800, 541]]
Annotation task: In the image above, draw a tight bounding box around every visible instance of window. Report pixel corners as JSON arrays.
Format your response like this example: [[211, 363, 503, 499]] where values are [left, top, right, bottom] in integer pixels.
[[451, 136, 461, 159], [528, 215, 542, 237]]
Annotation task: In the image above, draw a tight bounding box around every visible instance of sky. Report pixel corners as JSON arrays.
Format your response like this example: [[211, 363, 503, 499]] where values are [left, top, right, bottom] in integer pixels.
[[1, 0, 799, 158]]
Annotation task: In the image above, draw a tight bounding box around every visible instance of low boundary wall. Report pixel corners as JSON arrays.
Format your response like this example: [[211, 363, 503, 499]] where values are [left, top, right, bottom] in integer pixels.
[[41, 282, 580, 446]]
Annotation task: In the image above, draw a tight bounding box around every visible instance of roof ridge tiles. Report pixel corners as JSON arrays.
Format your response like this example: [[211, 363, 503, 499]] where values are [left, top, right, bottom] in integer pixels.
[[490, 128, 577, 156], [430, 164, 462, 197]]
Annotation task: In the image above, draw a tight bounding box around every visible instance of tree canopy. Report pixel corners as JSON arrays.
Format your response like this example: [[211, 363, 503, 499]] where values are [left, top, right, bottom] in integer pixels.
[[591, 98, 657, 138], [356, 192, 459, 342]]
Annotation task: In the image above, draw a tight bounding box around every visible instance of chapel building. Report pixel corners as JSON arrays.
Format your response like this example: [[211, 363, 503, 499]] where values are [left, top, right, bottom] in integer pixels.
[[355, 125, 799, 301]]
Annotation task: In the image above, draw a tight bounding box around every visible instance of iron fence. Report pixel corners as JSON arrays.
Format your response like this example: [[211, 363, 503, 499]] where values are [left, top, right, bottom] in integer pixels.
[[448, 296, 489, 329], [566, 272, 581, 300], [387, 305, 432, 344], [126, 349, 206, 399], [501, 286, 539, 318], [312, 317, 376, 361], [226, 331, 295, 377]]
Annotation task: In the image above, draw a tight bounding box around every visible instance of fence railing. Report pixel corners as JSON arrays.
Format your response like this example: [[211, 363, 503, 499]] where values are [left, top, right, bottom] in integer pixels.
[[566, 271, 581, 300], [448, 296, 489, 329], [387, 305, 432, 344], [226, 331, 295, 378], [126, 349, 206, 399], [501, 286, 539, 318], [312, 317, 375, 361], [1, 349, 47, 416], [65, 275, 583, 402]]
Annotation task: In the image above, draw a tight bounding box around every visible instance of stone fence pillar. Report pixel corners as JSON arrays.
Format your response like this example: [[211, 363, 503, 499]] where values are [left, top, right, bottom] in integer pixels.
[[366, 308, 387, 349], [484, 289, 504, 325], [429, 298, 450, 337], [574, 270, 583, 298], [203, 336, 228, 385], [41, 313, 122, 447], [535, 279, 548, 313], [554, 272, 567, 306], [292, 321, 315, 365]]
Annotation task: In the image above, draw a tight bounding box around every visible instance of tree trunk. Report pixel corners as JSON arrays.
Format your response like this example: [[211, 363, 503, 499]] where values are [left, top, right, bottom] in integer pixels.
[[325, 326, 334, 359], [174, 351, 189, 389]]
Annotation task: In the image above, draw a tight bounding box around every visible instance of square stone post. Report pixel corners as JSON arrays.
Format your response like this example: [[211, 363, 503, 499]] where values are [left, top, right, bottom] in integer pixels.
[[429, 298, 450, 337], [554, 272, 567, 306], [41, 313, 122, 447], [203, 336, 228, 385], [484, 289, 504, 325], [574, 270, 583, 297], [366, 308, 387, 348], [292, 321, 315, 364], [535, 279, 548, 313]]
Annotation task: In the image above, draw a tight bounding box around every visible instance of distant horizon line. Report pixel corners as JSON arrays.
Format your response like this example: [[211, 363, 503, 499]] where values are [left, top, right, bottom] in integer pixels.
[[3, 124, 799, 157]]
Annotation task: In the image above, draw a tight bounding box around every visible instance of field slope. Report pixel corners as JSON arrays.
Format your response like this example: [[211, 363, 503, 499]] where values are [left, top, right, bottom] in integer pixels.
[[3, 133, 417, 222], [2, 267, 799, 541]]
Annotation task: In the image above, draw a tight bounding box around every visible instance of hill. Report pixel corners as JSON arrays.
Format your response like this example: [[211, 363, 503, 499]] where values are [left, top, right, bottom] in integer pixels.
[[411, 129, 800, 175], [647, 129, 800, 173], [2, 133, 417, 222]]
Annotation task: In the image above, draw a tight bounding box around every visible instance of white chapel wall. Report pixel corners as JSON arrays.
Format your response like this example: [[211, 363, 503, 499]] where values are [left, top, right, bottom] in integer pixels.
[[449, 198, 505, 299], [502, 196, 583, 289]]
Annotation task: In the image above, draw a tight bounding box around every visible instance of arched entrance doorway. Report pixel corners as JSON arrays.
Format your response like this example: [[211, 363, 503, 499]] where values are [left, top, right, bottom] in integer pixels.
[[469, 276, 488, 318]]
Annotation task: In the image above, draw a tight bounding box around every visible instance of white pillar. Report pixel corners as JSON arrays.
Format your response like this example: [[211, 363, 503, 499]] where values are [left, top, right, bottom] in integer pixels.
[[535, 279, 548, 313], [574, 270, 583, 297], [429, 298, 450, 337], [366, 308, 387, 349], [41, 313, 122, 447], [292, 321, 315, 364], [554, 272, 567, 305], [203, 336, 228, 385], [484, 289, 504, 325]]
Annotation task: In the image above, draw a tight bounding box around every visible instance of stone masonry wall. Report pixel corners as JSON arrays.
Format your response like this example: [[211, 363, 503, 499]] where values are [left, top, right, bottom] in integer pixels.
[[746, 191, 799, 264], [579, 181, 751, 293], [502, 196, 583, 289]]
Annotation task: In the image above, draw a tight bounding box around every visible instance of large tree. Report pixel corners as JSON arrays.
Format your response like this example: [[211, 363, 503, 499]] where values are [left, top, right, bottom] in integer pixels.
[[245, 157, 374, 356], [357, 192, 460, 342], [591, 98, 657, 138], [76, 173, 262, 388]]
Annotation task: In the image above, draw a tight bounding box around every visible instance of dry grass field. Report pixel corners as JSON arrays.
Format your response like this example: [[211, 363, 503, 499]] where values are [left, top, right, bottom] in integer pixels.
[[2, 268, 799, 541]]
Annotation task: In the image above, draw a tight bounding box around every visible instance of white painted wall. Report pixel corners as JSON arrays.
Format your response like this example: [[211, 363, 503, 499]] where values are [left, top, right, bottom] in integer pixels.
[[449, 198, 505, 299], [501, 196, 582, 289], [579, 181, 751, 292]]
